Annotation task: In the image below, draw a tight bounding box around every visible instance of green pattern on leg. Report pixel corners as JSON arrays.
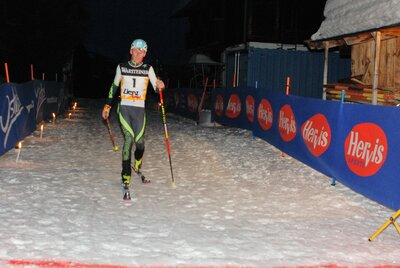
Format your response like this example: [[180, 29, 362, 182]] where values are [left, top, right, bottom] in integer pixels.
[[135, 114, 146, 143], [135, 158, 143, 171]]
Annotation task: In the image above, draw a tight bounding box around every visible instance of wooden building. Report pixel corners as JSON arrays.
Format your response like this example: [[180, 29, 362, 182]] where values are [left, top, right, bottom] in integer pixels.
[[307, 0, 400, 105]]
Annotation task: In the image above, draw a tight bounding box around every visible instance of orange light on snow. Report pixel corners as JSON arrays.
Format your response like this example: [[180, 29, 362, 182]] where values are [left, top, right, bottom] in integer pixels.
[[40, 124, 44, 138], [15, 142, 22, 163]]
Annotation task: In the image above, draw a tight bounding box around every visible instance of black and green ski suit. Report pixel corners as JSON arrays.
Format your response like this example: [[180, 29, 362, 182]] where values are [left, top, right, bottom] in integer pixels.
[[106, 60, 158, 176]]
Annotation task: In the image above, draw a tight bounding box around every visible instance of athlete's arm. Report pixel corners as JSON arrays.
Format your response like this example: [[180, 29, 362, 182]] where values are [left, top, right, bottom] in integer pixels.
[[148, 66, 165, 92], [106, 65, 122, 106], [148, 66, 158, 92]]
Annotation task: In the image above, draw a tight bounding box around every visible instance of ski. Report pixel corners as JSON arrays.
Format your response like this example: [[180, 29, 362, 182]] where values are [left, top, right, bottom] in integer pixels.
[[122, 184, 131, 200], [132, 167, 151, 184]]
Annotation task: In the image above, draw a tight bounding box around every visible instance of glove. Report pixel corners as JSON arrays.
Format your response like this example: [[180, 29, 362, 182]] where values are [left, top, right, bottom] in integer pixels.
[[102, 104, 111, 120]]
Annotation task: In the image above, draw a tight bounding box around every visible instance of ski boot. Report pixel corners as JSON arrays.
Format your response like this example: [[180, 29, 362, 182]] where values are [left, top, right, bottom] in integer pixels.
[[122, 174, 131, 186], [133, 159, 150, 183]]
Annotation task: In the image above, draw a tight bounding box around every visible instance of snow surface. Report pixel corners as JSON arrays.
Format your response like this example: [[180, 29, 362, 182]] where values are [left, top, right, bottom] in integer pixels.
[[311, 0, 400, 40], [0, 99, 399, 267]]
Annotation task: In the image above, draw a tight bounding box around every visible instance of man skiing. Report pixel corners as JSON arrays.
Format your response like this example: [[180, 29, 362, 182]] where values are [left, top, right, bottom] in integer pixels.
[[102, 38, 165, 190]]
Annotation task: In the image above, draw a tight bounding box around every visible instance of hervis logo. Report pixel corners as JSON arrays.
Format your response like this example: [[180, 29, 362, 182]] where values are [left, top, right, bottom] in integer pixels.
[[301, 113, 331, 157], [245, 95, 255, 123], [344, 122, 387, 177], [225, 94, 241, 119], [214, 94, 224, 117], [257, 98, 273, 131], [278, 104, 296, 142], [187, 94, 198, 113]]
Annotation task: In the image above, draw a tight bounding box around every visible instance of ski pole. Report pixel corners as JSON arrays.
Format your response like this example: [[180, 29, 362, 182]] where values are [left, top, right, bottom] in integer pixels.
[[159, 90, 175, 187], [105, 118, 119, 151]]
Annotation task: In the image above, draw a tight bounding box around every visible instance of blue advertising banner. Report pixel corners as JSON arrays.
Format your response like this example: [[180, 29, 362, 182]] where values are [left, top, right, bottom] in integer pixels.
[[39, 81, 65, 122], [165, 88, 204, 121], [212, 87, 257, 130], [212, 87, 400, 210], [0, 81, 65, 155]]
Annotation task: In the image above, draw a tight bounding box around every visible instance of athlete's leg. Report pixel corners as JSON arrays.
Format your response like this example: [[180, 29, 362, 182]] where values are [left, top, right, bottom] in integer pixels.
[[134, 135, 150, 183], [134, 138, 144, 171], [122, 126, 133, 175], [133, 112, 146, 172], [119, 106, 135, 184]]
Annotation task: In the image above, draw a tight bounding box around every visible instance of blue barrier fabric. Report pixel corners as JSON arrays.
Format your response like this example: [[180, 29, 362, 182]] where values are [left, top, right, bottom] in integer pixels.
[[0, 81, 64, 155], [164, 88, 204, 121], [212, 87, 400, 210], [212, 87, 257, 130]]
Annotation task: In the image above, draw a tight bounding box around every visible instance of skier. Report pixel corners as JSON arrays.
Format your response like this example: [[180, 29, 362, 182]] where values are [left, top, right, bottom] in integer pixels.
[[102, 38, 165, 188]]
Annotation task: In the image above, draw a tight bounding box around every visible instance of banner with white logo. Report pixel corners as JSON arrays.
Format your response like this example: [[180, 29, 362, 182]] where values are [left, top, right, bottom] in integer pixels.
[[212, 87, 257, 130], [164, 88, 203, 121], [212, 87, 400, 210], [0, 81, 64, 155]]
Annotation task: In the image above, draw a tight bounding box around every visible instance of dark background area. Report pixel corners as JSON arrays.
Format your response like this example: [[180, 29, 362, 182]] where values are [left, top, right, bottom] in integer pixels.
[[0, 0, 88, 83], [0, 0, 327, 98]]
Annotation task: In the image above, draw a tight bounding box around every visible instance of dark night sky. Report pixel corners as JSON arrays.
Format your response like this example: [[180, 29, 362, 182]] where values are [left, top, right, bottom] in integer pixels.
[[83, 0, 189, 65]]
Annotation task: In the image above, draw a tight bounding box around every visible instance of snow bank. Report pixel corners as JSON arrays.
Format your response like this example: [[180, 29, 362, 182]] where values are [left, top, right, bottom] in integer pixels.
[[311, 0, 400, 40]]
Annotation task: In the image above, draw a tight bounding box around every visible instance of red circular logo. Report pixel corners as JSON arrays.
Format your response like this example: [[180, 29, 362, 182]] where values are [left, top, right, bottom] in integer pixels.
[[225, 94, 241, 119], [257, 98, 273, 131], [187, 94, 198, 113], [344, 122, 387, 177], [301, 113, 331, 157], [278, 104, 296, 142], [246, 95, 255, 123], [214, 95, 224, 117]]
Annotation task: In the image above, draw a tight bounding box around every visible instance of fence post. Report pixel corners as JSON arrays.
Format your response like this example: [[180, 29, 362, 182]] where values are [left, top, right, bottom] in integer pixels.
[[4, 63, 10, 83]]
